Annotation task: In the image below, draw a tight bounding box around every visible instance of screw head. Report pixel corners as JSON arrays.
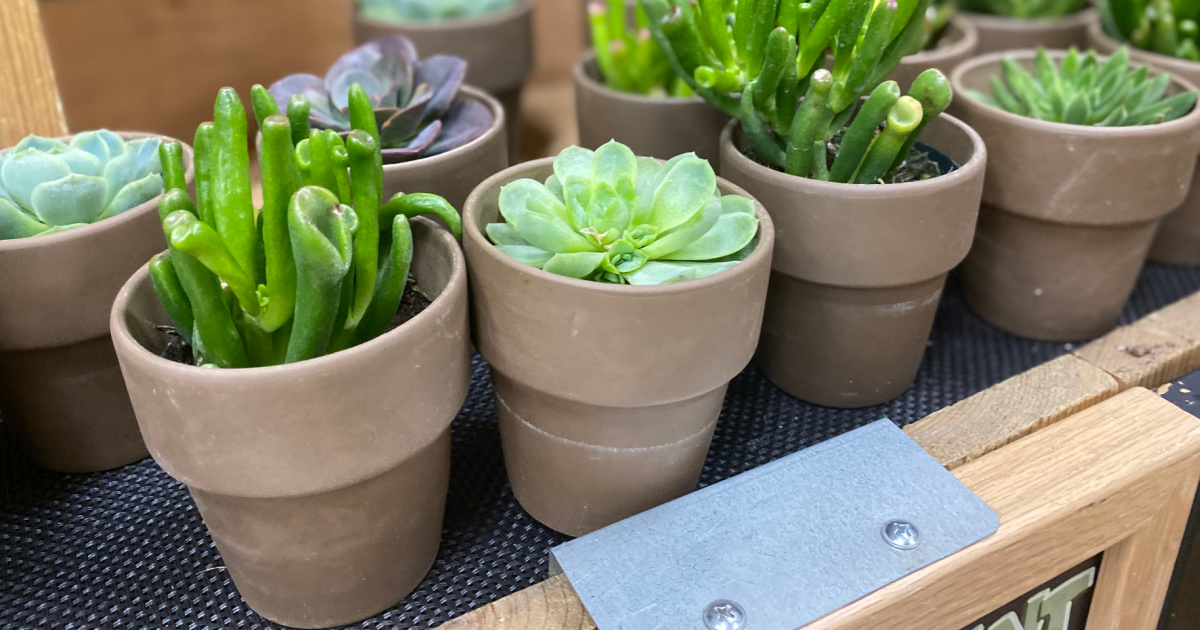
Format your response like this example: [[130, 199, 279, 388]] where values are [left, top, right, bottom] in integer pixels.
[[883, 520, 920, 550], [703, 599, 747, 630]]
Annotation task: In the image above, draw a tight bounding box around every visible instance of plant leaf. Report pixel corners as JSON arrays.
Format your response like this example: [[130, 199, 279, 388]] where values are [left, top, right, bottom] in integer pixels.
[[543, 252, 606, 278], [2, 150, 71, 211], [646, 155, 717, 232], [662, 211, 759, 260], [29, 174, 108, 226]]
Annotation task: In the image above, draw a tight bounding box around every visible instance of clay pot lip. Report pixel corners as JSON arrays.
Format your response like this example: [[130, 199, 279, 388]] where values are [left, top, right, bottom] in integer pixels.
[[574, 49, 709, 107], [380, 85, 507, 172], [463, 156, 775, 296], [354, 0, 533, 33], [961, 6, 1096, 29], [0, 132, 193, 254], [109, 216, 466, 378], [1087, 19, 1200, 74], [718, 113, 987, 200], [951, 48, 1200, 137], [904, 15, 979, 65]]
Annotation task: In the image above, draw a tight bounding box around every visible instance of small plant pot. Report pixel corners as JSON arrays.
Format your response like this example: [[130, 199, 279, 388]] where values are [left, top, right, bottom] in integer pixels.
[[1088, 20, 1200, 266], [110, 218, 470, 628], [963, 8, 1095, 55], [890, 15, 980, 90], [574, 50, 730, 165], [354, 0, 532, 162], [719, 116, 986, 408], [463, 159, 774, 536], [0, 132, 192, 473], [951, 50, 1200, 341]]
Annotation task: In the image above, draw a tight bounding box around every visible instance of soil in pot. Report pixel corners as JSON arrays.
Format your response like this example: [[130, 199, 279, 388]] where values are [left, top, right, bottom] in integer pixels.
[[890, 15, 980, 91], [720, 115, 986, 408], [963, 8, 1096, 54], [951, 50, 1200, 341], [464, 158, 774, 536]]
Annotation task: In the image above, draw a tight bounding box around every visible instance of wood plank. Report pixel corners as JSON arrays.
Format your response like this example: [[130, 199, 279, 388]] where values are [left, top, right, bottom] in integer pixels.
[[0, 0, 68, 145], [1075, 292, 1200, 391], [438, 574, 594, 630]]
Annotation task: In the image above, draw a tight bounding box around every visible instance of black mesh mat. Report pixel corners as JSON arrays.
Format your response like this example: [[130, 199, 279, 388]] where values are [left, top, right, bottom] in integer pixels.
[[3, 265, 1200, 630]]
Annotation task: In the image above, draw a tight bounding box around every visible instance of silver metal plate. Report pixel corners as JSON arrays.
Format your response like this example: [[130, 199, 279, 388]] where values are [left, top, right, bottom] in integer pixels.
[[549, 419, 999, 630]]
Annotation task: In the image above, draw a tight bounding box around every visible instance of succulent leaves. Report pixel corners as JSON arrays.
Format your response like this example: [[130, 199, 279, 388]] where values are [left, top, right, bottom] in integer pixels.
[[969, 47, 1200, 126], [489, 141, 759, 285], [0, 130, 164, 240], [958, 0, 1086, 19], [358, 0, 518, 22], [1101, 0, 1200, 61], [268, 36, 493, 164], [589, 0, 694, 97]]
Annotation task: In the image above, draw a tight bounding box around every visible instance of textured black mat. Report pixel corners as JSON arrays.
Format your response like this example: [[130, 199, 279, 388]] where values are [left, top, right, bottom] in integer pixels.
[[3, 264, 1200, 630]]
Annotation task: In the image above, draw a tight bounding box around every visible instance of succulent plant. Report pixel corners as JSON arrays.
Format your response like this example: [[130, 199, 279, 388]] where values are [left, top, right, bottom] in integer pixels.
[[358, 0, 518, 22], [644, 0, 953, 183], [923, 1, 959, 50], [957, 0, 1085, 18], [968, 47, 1199, 126], [268, 36, 493, 165], [489, 141, 759, 284], [1101, 0, 1200, 61], [589, 0, 693, 96], [0, 131, 164, 240], [150, 83, 461, 369]]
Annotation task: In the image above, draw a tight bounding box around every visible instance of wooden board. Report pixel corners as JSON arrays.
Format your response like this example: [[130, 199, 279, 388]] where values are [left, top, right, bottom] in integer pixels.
[[0, 0, 68, 145], [1075, 292, 1200, 391]]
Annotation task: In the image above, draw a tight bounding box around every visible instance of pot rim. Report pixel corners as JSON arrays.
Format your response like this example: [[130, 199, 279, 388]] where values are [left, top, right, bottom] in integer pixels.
[[109, 215, 466, 377], [719, 113, 988, 200], [463, 156, 775, 296], [0, 132, 193, 254], [905, 15, 979, 64], [382, 85, 506, 171], [1087, 18, 1200, 73], [961, 6, 1096, 28], [950, 48, 1200, 137], [354, 0, 533, 33], [574, 49, 709, 107]]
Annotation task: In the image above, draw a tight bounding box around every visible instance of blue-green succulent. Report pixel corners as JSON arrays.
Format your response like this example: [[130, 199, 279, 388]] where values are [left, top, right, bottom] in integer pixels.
[[488, 141, 760, 285], [358, 0, 519, 23], [0, 130, 164, 240]]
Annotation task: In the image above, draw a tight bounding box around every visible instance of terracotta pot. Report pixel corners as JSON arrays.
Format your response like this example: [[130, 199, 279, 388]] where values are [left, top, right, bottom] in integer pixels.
[[963, 8, 1095, 55], [354, 0, 532, 162], [890, 15, 980, 90], [1088, 21, 1200, 266], [110, 217, 470, 628], [464, 159, 774, 536], [574, 50, 729, 165], [0, 132, 192, 473], [720, 116, 986, 408], [952, 50, 1200, 341]]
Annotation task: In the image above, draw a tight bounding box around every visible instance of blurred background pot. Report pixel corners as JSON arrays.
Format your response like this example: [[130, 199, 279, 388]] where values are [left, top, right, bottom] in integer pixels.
[[720, 115, 986, 408], [110, 218, 470, 628], [964, 8, 1095, 54], [891, 15, 980, 90], [0, 132, 192, 473], [464, 158, 773, 537]]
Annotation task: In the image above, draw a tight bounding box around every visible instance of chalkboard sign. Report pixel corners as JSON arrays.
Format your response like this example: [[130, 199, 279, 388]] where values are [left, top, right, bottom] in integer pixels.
[[963, 556, 1101, 630]]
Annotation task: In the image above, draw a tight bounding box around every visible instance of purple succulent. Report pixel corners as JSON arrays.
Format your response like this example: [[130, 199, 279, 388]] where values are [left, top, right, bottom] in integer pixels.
[[268, 36, 494, 164]]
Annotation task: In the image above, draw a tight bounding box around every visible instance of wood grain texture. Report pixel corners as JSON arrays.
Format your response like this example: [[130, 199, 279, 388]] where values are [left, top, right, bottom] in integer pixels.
[[0, 0, 68, 145], [438, 574, 595, 630], [902, 354, 1118, 469], [1075, 292, 1200, 391]]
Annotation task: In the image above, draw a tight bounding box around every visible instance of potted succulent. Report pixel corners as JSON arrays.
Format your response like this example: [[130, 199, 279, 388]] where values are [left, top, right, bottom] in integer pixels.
[[0, 130, 190, 472], [953, 47, 1200, 340], [575, 0, 730, 164], [268, 35, 507, 212], [109, 85, 470, 628], [464, 140, 773, 536], [892, 3, 981, 90], [958, 0, 1096, 54], [353, 0, 532, 161], [647, 0, 987, 408], [1090, 0, 1200, 265]]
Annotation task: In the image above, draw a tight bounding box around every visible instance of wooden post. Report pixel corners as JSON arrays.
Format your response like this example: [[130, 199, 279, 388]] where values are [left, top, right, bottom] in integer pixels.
[[0, 0, 68, 145]]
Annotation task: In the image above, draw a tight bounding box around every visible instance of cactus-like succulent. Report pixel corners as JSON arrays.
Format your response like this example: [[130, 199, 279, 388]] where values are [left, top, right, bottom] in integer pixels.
[[644, 0, 954, 183], [923, 2, 959, 50], [589, 0, 693, 96], [268, 36, 493, 165], [958, 0, 1085, 18], [1101, 0, 1200, 61], [968, 47, 1199, 126], [150, 83, 460, 369], [489, 141, 759, 284], [0, 131, 164, 240], [358, 0, 518, 22]]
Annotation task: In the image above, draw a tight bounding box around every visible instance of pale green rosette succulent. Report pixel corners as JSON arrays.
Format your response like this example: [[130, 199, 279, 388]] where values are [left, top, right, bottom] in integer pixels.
[[488, 141, 760, 285], [0, 130, 164, 240]]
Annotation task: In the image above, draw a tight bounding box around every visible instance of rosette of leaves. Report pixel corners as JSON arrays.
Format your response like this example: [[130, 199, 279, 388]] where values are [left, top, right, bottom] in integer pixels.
[[488, 141, 760, 285], [359, 0, 518, 22], [968, 47, 1199, 126], [958, 0, 1085, 18], [589, 0, 693, 96], [0, 131, 164, 240], [1101, 0, 1200, 61], [268, 36, 493, 165]]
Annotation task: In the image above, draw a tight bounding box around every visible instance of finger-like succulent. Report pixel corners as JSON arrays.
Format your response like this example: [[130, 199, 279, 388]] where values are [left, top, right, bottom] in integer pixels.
[[358, 0, 518, 22], [268, 36, 494, 165], [489, 141, 759, 285], [968, 47, 1199, 126], [150, 83, 461, 369], [644, 0, 953, 183], [923, 2, 958, 50], [958, 0, 1085, 18], [1101, 0, 1200, 61], [589, 0, 693, 97], [0, 130, 164, 240]]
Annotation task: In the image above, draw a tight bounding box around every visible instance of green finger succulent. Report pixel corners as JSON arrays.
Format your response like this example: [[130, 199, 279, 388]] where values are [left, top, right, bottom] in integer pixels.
[[589, 0, 694, 97], [968, 47, 1199, 126], [489, 141, 760, 285], [958, 0, 1085, 19], [150, 83, 460, 369], [0, 130, 164, 240], [1101, 0, 1200, 61], [358, 0, 518, 22]]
